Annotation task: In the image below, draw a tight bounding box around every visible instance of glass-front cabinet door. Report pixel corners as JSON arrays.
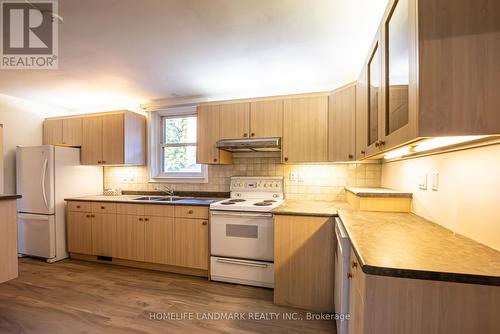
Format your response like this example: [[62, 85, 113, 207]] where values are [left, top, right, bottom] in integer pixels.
[[383, 0, 415, 146], [365, 39, 382, 155]]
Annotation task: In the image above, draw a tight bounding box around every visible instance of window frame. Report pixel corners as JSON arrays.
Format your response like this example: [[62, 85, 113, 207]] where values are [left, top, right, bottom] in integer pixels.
[[149, 106, 207, 183]]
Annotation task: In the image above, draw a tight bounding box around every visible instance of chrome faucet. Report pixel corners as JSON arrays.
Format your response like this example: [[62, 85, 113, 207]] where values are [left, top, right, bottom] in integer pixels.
[[155, 184, 175, 197]]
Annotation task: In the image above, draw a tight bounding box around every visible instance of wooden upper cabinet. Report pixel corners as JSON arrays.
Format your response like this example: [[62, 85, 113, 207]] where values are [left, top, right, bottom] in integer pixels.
[[283, 96, 329, 163], [81, 111, 146, 165], [250, 100, 283, 138], [356, 0, 500, 159], [219, 102, 250, 139], [43, 118, 82, 146], [329, 84, 356, 162], [81, 116, 103, 165], [196, 105, 232, 165], [102, 113, 124, 165], [43, 119, 63, 145]]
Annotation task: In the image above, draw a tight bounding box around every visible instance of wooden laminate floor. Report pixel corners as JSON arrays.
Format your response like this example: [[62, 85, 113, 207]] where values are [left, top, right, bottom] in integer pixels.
[[0, 259, 335, 334]]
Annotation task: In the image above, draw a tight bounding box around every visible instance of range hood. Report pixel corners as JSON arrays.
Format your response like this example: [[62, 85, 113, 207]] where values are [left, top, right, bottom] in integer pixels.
[[216, 137, 281, 152]]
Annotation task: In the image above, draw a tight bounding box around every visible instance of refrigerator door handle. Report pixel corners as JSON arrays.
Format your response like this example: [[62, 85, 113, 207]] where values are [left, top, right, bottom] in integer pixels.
[[42, 158, 49, 210]]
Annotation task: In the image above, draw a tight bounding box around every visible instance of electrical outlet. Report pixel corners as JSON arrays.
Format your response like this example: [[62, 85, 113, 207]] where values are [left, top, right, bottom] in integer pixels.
[[290, 172, 297, 181], [418, 173, 428, 190], [431, 172, 439, 191], [297, 172, 305, 182]]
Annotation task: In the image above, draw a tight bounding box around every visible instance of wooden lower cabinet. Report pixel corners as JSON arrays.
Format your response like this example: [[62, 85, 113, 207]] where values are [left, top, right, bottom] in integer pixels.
[[172, 218, 209, 270], [144, 216, 175, 265], [274, 215, 335, 312], [67, 212, 93, 254], [66, 202, 209, 273], [114, 215, 145, 262], [91, 213, 116, 256], [348, 247, 500, 334]]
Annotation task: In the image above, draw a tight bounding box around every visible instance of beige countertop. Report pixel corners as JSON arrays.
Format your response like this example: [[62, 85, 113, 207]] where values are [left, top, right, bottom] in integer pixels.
[[271, 199, 500, 285], [339, 208, 500, 285], [272, 200, 351, 217], [345, 187, 413, 198]]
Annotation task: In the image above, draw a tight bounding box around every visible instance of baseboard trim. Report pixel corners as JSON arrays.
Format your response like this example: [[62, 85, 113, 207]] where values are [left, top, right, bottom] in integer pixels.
[[70, 253, 209, 278]]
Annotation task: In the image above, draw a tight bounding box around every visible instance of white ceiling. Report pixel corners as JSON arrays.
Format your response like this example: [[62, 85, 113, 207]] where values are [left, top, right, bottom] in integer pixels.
[[0, 0, 388, 115]]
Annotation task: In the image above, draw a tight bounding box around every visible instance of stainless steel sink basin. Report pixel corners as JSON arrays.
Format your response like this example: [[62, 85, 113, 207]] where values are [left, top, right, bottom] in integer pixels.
[[132, 196, 171, 201]]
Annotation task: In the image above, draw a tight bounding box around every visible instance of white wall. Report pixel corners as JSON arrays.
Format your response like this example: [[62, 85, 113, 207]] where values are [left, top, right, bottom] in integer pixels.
[[381, 144, 500, 251], [0, 94, 65, 194]]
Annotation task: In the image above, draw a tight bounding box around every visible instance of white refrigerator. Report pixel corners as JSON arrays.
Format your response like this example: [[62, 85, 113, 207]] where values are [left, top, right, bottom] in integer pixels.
[[16, 145, 103, 262]]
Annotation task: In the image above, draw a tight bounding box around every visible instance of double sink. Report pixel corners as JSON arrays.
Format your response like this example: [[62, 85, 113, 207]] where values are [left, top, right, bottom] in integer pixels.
[[131, 196, 217, 205]]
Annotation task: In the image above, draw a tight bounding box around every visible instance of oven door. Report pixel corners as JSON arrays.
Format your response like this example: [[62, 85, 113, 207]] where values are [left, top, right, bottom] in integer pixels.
[[210, 210, 274, 261]]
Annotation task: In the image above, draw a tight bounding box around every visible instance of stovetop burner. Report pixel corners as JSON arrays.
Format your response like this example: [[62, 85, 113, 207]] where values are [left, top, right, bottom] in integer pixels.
[[220, 201, 236, 205], [263, 200, 276, 203], [253, 202, 273, 206], [230, 199, 246, 202]]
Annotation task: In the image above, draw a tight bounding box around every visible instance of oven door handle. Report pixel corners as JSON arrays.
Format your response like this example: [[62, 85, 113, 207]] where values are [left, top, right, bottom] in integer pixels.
[[216, 258, 269, 268], [210, 211, 273, 218]]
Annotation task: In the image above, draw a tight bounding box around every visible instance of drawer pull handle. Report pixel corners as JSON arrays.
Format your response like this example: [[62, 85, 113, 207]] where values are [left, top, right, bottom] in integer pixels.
[[97, 161, 102, 164], [144, 218, 149, 222], [139, 218, 143, 221], [101, 206, 105, 210], [284, 157, 288, 162], [243, 133, 248, 137], [91, 214, 95, 218], [347, 272, 353, 279], [352, 261, 358, 268], [251, 133, 255, 137], [188, 210, 193, 214], [86, 214, 90, 218], [213, 158, 217, 162], [76, 205, 81, 209], [202, 221, 207, 226]]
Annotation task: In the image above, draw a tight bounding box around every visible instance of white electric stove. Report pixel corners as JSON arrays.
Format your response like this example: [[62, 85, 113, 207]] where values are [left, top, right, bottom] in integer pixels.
[[209, 176, 284, 288]]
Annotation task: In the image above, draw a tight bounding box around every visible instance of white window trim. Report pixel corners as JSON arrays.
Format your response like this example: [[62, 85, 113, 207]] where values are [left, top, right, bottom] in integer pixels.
[[149, 106, 208, 183]]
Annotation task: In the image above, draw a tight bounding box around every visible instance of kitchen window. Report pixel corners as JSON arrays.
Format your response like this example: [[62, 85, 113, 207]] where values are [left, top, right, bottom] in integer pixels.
[[150, 106, 207, 182]]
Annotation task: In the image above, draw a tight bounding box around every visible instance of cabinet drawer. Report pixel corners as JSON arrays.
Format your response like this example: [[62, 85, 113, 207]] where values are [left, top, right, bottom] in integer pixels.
[[67, 201, 91, 212], [91, 202, 117, 214], [144, 204, 175, 217], [116, 203, 144, 216], [174, 205, 208, 219]]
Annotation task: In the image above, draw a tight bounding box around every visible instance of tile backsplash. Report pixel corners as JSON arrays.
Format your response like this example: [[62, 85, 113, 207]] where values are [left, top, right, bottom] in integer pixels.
[[104, 153, 381, 201]]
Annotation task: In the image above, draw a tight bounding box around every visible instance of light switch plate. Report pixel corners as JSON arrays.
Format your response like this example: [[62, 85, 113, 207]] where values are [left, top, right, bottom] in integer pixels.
[[297, 172, 305, 182], [290, 172, 297, 181], [418, 173, 428, 190], [431, 172, 439, 191]]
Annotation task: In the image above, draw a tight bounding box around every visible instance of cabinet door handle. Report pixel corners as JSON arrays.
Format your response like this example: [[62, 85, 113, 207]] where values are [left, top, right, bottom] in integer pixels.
[[347, 272, 353, 279], [97, 160, 102, 164], [102, 161, 106, 164], [139, 218, 143, 221], [213, 158, 218, 163], [76, 205, 81, 209], [86, 214, 90, 218], [352, 261, 358, 268], [348, 154, 354, 159], [101, 206, 105, 210], [375, 141, 380, 147], [284, 157, 288, 162], [251, 133, 255, 137], [188, 210, 193, 214], [202, 221, 207, 226], [144, 218, 149, 222], [91, 214, 95, 218], [361, 150, 366, 155], [379, 140, 385, 146], [243, 133, 248, 137]]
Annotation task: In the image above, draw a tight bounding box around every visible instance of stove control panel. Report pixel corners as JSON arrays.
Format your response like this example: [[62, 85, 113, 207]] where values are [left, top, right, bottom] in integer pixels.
[[230, 177, 284, 193]]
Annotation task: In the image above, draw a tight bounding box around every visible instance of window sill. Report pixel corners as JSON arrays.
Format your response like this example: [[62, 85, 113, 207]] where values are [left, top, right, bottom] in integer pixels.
[[149, 176, 208, 184]]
